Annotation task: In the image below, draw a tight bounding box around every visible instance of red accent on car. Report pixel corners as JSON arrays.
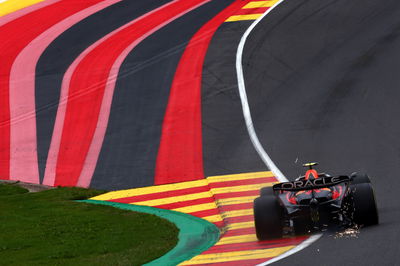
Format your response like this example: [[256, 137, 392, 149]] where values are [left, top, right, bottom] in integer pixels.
[[286, 192, 297, 205], [332, 190, 340, 199], [332, 185, 343, 199], [305, 169, 319, 180]]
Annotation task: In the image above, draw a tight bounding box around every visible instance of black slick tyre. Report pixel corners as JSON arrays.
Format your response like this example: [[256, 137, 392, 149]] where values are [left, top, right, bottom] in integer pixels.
[[253, 196, 284, 240], [260, 186, 274, 197], [351, 173, 371, 184], [351, 183, 379, 226]]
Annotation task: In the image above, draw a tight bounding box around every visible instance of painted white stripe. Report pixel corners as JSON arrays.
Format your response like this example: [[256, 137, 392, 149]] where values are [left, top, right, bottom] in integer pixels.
[[236, 0, 286, 183], [257, 234, 322, 265], [235, 0, 323, 264]]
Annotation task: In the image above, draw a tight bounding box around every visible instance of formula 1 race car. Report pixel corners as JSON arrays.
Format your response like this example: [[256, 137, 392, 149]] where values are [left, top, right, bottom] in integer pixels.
[[254, 162, 379, 240]]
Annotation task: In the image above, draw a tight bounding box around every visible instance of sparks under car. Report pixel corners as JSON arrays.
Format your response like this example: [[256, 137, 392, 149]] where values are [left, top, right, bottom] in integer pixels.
[[253, 163, 379, 240]]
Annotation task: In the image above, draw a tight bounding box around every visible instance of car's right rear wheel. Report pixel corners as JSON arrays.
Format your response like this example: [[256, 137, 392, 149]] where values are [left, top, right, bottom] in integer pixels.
[[350, 173, 371, 184], [254, 196, 284, 240], [350, 183, 379, 226]]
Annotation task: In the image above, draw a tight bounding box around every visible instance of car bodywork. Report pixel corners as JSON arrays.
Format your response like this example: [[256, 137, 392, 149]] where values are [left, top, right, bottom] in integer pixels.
[[254, 163, 379, 240], [274, 175, 351, 225]]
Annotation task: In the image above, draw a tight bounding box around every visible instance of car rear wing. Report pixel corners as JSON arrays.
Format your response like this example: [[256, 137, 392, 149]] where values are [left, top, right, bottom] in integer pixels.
[[272, 176, 351, 192]]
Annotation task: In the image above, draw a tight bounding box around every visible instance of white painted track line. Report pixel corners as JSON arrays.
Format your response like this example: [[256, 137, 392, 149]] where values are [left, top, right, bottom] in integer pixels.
[[235, 0, 322, 264], [235, 0, 287, 183], [258, 234, 322, 265]]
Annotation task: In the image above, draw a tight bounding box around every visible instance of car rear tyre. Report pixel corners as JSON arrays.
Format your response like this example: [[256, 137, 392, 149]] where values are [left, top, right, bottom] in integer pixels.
[[254, 196, 284, 240], [351, 183, 379, 226], [350, 173, 371, 184], [260, 187, 274, 197]]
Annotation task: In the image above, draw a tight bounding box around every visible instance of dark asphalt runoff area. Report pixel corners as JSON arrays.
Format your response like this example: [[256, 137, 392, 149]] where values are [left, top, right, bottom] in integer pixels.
[[241, 0, 400, 264], [202, 21, 267, 177]]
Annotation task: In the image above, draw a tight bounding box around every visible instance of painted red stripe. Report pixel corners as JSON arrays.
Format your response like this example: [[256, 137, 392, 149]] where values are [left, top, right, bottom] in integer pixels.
[[188, 208, 221, 218], [233, 7, 269, 15], [213, 190, 260, 199], [221, 227, 256, 237], [12, 0, 124, 185], [130, 200, 218, 217], [105, 177, 273, 203], [78, 0, 214, 187], [224, 215, 254, 224], [203, 236, 307, 254], [53, 0, 211, 187], [213, 221, 225, 228], [106, 183, 265, 207], [209, 176, 276, 188], [192, 258, 271, 266], [219, 202, 253, 212], [110, 178, 273, 204], [153, 196, 215, 210], [154, 0, 254, 185], [108, 185, 211, 204], [0, 0, 103, 181]]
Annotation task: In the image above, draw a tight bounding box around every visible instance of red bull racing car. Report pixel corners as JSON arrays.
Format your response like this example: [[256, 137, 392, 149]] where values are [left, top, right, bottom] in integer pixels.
[[254, 162, 379, 240]]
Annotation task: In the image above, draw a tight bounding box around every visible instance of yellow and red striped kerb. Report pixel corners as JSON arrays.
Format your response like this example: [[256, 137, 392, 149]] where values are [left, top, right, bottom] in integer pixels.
[[225, 0, 280, 22], [0, 0, 46, 17], [92, 171, 307, 265]]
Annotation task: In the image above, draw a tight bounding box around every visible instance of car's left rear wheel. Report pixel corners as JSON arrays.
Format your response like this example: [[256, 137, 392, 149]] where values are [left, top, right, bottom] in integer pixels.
[[254, 196, 284, 240], [260, 186, 274, 197]]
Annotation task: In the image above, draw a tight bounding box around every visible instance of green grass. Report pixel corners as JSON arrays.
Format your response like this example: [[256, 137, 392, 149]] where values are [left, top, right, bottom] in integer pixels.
[[0, 184, 178, 266]]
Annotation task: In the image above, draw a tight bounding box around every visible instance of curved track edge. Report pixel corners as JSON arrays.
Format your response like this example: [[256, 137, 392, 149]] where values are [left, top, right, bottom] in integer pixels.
[[81, 199, 220, 266], [235, 0, 322, 264]]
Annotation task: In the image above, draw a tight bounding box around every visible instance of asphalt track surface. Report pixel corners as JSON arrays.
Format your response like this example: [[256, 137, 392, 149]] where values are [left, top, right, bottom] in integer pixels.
[[3, 0, 400, 264], [96, 0, 239, 189], [202, 21, 267, 177], [36, 0, 235, 190], [35, 0, 171, 185], [240, 0, 400, 264]]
